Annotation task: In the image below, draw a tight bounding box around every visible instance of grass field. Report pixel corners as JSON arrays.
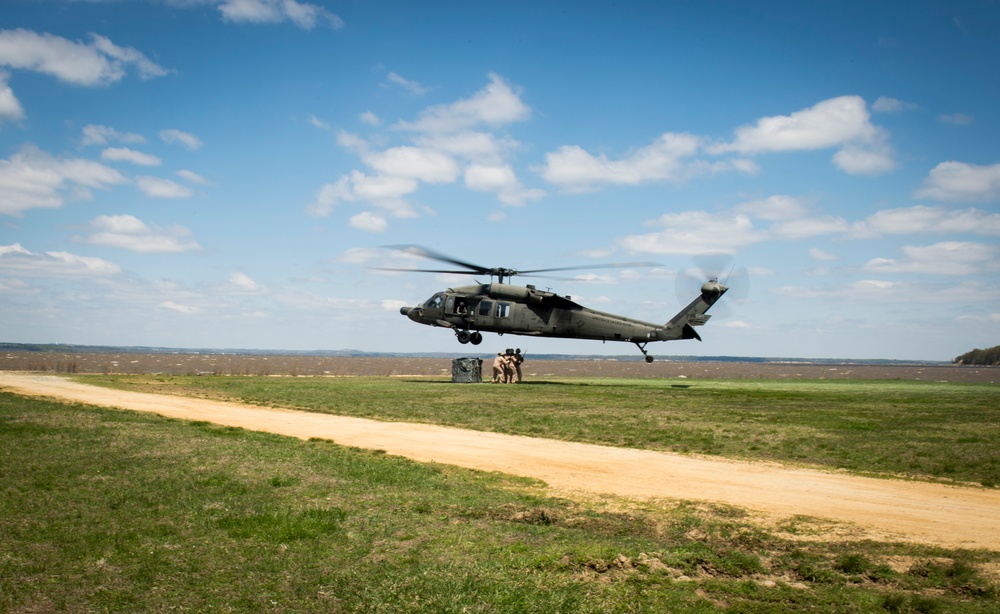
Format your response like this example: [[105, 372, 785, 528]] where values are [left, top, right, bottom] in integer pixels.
[[81, 375, 1000, 488], [3, 387, 1000, 613]]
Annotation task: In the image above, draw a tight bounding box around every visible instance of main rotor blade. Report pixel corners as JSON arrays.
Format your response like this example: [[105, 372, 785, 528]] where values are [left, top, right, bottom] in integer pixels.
[[383, 245, 492, 275], [517, 262, 661, 276], [371, 267, 481, 275], [381, 245, 660, 281]]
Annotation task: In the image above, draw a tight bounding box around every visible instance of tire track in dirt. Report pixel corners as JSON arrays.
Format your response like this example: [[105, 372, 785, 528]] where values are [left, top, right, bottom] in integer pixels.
[[3, 373, 998, 551]]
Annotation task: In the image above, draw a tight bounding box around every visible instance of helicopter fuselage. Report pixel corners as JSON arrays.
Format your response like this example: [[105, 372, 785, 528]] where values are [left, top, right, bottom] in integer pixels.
[[399, 281, 726, 361]]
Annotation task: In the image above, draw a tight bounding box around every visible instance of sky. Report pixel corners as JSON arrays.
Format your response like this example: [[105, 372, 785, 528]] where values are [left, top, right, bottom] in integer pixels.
[[1, 0, 999, 361]]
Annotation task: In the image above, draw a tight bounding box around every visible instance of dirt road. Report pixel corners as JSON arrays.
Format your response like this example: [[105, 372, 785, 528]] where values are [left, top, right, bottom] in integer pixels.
[[3, 372, 998, 551]]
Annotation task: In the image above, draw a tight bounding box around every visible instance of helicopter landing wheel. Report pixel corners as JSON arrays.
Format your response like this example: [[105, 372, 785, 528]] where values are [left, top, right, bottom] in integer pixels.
[[635, 341, 654, 363], [456, 330, 472, 344], [470, 332, 483, 345]]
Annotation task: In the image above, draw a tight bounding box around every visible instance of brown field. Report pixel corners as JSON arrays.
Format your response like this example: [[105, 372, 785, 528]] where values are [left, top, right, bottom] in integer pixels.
[[1, 350, 996, 382]]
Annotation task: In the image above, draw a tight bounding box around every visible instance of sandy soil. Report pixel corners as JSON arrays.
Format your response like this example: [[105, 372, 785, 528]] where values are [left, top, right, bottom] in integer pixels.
[[3, 372, 998, 552]]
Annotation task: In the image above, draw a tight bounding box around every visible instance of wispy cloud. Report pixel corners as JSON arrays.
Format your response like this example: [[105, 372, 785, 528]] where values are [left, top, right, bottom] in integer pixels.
[[0, 145, 126, 217], [938, 113, 973, 125], [101, 147, 162, 166], [915, 161, 1000, 202], [0, 243, 121, 277], [135, 176, 193, 198], [309, 74, 540, 229], [0, 29, 169, 86], [215, 0, 344, 30], [386, 72, 429, 95], [159, 129, 203, 150], [77, 214, 201, 253], [82, 124, 146, 147]]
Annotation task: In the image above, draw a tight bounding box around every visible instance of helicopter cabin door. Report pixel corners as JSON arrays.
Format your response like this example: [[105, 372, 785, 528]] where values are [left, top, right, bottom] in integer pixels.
[[474, 299, 514, 332]]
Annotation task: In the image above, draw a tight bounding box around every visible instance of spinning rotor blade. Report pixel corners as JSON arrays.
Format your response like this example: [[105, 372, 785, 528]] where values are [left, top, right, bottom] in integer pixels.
[[517, 262, 662, 276], [378, 245, 660, 282], [675, 254, 750, 318], [382, 245, 494, 276]]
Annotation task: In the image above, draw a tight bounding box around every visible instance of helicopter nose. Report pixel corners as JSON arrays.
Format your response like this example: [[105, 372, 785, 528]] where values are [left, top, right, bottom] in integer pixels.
[[399, 306, 411, 316]]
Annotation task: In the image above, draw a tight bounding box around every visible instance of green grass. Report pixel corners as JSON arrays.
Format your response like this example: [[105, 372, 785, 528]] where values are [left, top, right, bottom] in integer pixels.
[[3, 392, 999, 612], [81, 374, 1000, 487]]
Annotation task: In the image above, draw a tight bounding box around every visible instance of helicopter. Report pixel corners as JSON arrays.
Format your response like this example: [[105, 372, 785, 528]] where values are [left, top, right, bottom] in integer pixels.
[[383, 245, 733, 363]]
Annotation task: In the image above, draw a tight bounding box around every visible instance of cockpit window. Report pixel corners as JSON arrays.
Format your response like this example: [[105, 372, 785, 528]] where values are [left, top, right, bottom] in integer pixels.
[[423, 294, 444, 309]]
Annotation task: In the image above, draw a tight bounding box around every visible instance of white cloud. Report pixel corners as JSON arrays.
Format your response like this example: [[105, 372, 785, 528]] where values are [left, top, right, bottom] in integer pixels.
[[853, 205, 1000, 237], [938, 113, 973, 126], [620, 212, 766, 255], [176, 169, 211, 185], [414, 131, 516, 165], [78, 214, 201, 253], [719, 95, 872, 152], [0, 242, 121, 277], [464, 163, 516, 192], [770, 215, 851, 240], [0, 145, 127, 216], [101, 147, 162, 166], [871, 96, 917, 113], [831, 130, 896, 175], [363, 146, 459, 183], [396, 73, 529, 133], [135, 175, 193, 198], [225, 271, 264, 293], [359, 111, 380, 127], [914, 161, 1000, 202], [733, 194, 808, 221], [308, 114, 331, 130], [464, 163, 544, 206], [541, 133, 751, 192], [713, 95, 896, 176], [159, 129, 203, 150], [863, 241, 999, 275], [308, 172, 419, 219], [809, 248, 839, 261], [386, 72, 429, 95], [159, 300, 200, 314], [349, 211, 388, 232], [311, 74, 538, 227], [0, 29, 168, 86], [774, 279, 1000, 306], [348, 173, 419, 215], [0, 70, 24, 122], [81, 124, 145, 146], [216, 0, 343, 29], [381, 299, 410, 311]]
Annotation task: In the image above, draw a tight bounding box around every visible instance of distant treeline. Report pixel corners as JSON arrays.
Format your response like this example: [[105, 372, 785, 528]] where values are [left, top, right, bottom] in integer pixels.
[[954, 345, 1000, 366], [0, 342, 948, 365]]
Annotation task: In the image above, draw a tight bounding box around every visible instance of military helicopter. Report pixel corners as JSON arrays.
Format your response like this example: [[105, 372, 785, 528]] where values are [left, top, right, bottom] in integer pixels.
[[383, 245, 733, 363]]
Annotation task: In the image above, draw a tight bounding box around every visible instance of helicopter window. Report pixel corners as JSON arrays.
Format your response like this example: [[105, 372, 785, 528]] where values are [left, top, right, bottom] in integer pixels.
[[424, 294, 444, 309], [478, 300, 492, 317], [496, 302, 511, 318]]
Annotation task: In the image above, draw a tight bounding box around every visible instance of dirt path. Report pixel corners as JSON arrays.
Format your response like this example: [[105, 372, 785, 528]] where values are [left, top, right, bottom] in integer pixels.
[[3, 373, 999, 551]]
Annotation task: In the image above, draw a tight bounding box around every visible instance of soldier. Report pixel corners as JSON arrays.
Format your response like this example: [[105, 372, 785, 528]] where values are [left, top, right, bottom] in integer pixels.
[[503, 348, 515, 383], [512, 348, 524, 383], [491, 352, 506, 383]]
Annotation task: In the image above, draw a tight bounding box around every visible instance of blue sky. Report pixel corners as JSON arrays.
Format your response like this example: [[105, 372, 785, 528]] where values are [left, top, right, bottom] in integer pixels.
[[2, 0, 999, 360]]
